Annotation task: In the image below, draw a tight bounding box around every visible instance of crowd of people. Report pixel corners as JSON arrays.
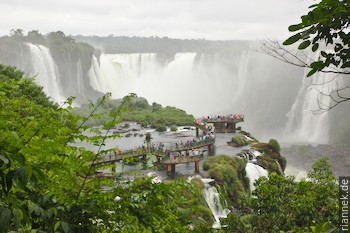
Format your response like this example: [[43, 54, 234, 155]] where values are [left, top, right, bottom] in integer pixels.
[[195, 114, 244, 124]]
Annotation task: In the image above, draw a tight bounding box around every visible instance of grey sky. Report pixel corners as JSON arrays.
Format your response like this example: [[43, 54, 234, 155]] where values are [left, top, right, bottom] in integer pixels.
[[0, 0, 313, 40]]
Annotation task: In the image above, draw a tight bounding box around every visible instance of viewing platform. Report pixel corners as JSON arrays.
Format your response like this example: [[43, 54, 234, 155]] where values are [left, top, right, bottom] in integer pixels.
[[194, 114, 244, 136], [91, 138, 215, 175]]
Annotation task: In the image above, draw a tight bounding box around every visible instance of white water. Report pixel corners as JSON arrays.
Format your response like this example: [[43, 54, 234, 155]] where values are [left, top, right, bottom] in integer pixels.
[[202, 178, 230, 228], [87, 52, 250, 116], [22, 44, 338, 144], [245, 163, 268, 192], [284, 52, 340, 144], [26, 44, 66, 103]]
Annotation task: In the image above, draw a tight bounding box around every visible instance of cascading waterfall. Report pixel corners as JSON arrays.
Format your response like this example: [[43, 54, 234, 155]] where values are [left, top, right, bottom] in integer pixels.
[[88, 55, 109, 93], [88, 52, 252, 116], [233, 50, 251, 102], [15, 42, 333, 144], [26, 43, 66, 103], [77, 59, 86, 97], [245, 163, 268, 192], [284, 53, 338, 144], [202, 178, 230, 229]]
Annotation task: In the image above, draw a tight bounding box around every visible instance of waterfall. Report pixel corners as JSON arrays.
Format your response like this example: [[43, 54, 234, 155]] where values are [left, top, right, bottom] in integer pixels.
[[88, 55, 109, 93], [233, 50, 251, 102], [284, 53, 338, 144], [202, 178, 230, 229], [26, 43, 66, 103], [245, 163, 268, 192], [77, 59, 85, 97], [89, 52, 251, 115]]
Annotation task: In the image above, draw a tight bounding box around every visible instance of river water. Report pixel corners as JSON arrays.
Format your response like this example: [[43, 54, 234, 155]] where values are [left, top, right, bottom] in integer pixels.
[[79, 122, 247, 177]]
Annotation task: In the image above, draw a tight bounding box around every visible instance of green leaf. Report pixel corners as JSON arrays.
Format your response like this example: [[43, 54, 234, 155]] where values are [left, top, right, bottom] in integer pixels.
[[0, 207, 11, 232], [62, 221, 69, 233], [288, 24, 303, 32], [312, 43, 319, 52], [298, 40, 311, 50], [283, 33, 302, 45], [0, 154, 9, 164], [307, 68, 318, 77], [54, 221, 61, 231], [341, 61, 350, 68]]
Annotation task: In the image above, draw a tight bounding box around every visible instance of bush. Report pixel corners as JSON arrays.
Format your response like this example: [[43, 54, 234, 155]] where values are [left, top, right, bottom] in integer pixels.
[[231, 136, 250, 146], [170, 126, 177, 132], [145, 132, 151, 142], [156, 124, 167, 132], [269, 139, 280, 153]]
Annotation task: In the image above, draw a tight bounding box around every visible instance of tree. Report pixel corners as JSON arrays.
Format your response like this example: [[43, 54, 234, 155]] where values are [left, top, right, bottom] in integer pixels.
[[0, 65, 202, 232], [249, 158, 338, 232], [260, 0, 350, 112]]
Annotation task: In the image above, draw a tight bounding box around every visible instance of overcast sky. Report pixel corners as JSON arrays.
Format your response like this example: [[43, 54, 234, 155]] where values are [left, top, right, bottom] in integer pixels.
[[0, 0, 313, 40]]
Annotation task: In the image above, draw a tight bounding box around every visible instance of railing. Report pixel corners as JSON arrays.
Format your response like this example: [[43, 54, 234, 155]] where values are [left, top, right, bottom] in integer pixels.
[[161, 152, 204, 163], [93, 137, 214, 166], [204, 118, 244, 123], [168, 138, 215, 150]]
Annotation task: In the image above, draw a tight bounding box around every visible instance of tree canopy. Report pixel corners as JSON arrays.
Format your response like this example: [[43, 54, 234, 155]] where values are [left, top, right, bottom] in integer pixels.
[[260, 0, 350, 112], [284, 0, 350, 77], [0, 64, 205, 232]]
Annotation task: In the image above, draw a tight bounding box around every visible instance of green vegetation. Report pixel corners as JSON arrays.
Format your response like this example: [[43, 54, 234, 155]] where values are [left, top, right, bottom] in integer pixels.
[[203, 155, 248, 207], [220, 158, 338, 233], [253, 139, 285, 174], [249, 158, 338, 232], [268, 138, 280, 153], [284, 0, 350, 78], [145, 132, 152, 142], [72, 96, 194, 131], [0, 64, 209, 232], [0, 62, 341, 231], [231, 135, 250, 146], [230, 131, 258, 147]]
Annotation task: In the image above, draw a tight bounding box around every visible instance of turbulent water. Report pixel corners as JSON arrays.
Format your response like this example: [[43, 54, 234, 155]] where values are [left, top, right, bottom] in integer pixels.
[[1, 41, 342, 144], [245, 163, 268, 192], [202, 178, 230, 228]]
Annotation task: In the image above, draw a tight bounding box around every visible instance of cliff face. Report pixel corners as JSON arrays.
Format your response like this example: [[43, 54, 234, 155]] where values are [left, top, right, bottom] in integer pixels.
[[0, 32, 103, 104]]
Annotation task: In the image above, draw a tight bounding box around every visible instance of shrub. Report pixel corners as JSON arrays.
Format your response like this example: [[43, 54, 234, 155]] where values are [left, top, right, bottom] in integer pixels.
[[156, 124, 167, 132], [269, 139, 280, 153], [231, 136, 250, 146], [170, 126, 177, 132], [145, 132, 151, 142]]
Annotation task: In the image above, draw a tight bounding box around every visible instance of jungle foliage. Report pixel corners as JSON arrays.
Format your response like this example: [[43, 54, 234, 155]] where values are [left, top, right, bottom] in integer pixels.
[[72, 96, 195, 131], [0, 64, 204, 232]]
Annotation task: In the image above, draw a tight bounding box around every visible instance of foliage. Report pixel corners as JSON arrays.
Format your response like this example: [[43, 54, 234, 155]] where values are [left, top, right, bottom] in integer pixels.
[[253, 142, 285, 174], [72, 96, 194, 127], [222, 214, 250, 233], [249, 158, 338, 232], [170, 126, 178, 132], [268, 138, 280, 153], [203, 155, 248, 207], [283, 0, 350, 77], [231, 135, 250, 146], [145, 132, 152, 142], [0, 65, 204, 232]]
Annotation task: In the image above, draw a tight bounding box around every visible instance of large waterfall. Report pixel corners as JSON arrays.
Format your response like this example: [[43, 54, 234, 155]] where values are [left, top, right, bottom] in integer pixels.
[[284, 59, 339, 144], [86, 50, 310, 142], [0, 40, 339, 144], [26, 44, 66, 103]]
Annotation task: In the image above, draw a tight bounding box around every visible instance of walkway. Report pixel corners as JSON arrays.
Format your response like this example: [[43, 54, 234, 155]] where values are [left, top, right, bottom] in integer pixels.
[[92, 138, 215, 175], [195, 114, 244, 135]]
